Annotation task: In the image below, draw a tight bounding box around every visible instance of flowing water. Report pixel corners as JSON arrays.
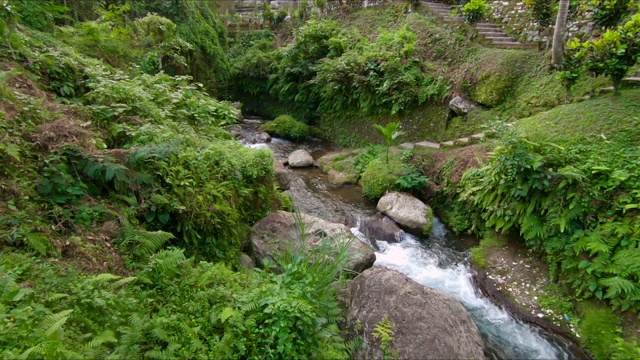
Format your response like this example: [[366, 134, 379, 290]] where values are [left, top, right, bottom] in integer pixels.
[[238, 119, 581, 359]]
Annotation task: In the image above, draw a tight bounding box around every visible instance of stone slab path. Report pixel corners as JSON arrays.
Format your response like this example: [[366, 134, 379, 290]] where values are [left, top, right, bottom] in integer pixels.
[[422, 1, 528, 49]]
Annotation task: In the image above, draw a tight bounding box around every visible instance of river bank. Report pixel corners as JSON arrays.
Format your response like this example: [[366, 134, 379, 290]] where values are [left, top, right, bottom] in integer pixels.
[[237, 118, 588, 359]]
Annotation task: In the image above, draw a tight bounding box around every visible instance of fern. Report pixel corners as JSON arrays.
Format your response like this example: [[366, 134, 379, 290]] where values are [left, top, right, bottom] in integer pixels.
[[42, 310, 73, 338], [121, 223, 175, 258], [144, 343, 181, 360], [373, 316, 396, 359], [23, 232, 51, 256], [148, 248, 186, 276], [83, 329, 117, 351]]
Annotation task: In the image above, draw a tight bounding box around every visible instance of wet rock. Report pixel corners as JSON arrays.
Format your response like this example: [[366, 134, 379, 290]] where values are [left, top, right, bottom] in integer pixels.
[[347, 267, 485, 360], [249, 211, 375, 273], [316, 149, 362, 171], [274, 160, 292, 190], [376, 192, 433, 236], [256, 132, 271, 143], [328, 168, 357, 186], [449, 95, 476, 116], [229, 130, 243, 139], [242, 118, 262, 125], [361, 214, 404, 243], [288, 149, 314, 168], [237, 253, 256, 269]]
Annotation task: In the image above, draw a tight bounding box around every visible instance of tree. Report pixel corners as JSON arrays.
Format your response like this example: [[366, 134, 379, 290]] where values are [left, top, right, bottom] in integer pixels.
[[551, 0, 570, 67], [374, 121, 404, 164]]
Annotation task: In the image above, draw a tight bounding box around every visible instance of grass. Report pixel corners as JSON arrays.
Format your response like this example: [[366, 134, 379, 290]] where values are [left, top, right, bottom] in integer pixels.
[[516, 89, 640, 146]]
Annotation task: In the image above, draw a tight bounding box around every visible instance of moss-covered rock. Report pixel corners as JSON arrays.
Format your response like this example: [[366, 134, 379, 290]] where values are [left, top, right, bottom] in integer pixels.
[[260, 115, 309, 141], [359, 158, 401, 200]]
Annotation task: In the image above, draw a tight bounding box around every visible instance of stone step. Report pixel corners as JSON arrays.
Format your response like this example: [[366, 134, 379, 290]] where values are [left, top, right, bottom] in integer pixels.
[[486, 36, 518, 42], [441, 140, 455, 147], [470, 133, 485, 141], [478, 29, 505, 35], [415, 141, 441, 149], [490, 42, 529, 49], [454, 137, 470, 145], [623, 77, 640, 82], [476, 25, 502, 30], [398, 142, 415, 150]]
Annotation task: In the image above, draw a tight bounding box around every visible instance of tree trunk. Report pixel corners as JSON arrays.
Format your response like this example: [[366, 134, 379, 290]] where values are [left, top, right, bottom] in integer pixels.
[[551, 0, 570, 67]]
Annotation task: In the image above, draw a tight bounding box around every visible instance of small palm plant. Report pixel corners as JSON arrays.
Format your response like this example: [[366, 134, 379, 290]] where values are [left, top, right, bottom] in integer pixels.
[[374, 121, 404, 163]]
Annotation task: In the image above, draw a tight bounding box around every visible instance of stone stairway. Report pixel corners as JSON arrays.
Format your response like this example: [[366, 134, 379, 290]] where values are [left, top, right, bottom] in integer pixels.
[[398, 123, 515, 150], [422, 1, 527, 49]]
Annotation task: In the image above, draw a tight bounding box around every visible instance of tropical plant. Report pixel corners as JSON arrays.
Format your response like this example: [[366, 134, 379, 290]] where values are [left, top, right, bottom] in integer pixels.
[[590, 0, 636, 29], [462, 0, 489, 27], [374, 121, 404, 163]]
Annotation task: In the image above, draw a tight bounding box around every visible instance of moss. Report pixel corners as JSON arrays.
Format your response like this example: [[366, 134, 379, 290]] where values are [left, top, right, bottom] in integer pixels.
[[360, 157, 401, 200], [260, 115, 309, 141], [469, 231, 505, 269], [422, 207, 434, 235]]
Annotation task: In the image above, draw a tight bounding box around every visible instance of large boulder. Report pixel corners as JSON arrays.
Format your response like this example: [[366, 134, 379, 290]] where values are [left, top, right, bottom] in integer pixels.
[[249, 211, 375, 273], [361, 214, 404, 243], [376, 192, 433, 236], [288, 149, 314, 168], [347, 267, 485, 360], [449, 95, 476, 116]]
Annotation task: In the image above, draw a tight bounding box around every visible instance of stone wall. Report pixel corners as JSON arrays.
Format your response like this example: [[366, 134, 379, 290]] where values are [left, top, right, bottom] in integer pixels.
[[487, 1, 595, 44]]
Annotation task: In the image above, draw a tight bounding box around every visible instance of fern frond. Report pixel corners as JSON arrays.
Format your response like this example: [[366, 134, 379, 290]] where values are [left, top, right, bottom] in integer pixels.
[[37, 309, 73, 338], [122, 223, 174, 258], [84, 329, 117, 350], [144, 343, 181, 360], [111, 276, 137, 289], [149, 248, 185, 276], [600, 277, 639, 299], [90, 273, 121, 283], [23, 232, 50, 256]]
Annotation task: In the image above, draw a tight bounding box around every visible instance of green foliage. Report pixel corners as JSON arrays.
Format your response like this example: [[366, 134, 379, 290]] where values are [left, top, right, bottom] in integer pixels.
[[563, 14, 640, 91], [260, 115, 310, 141], [216, 215, 354, 359], [313, 26, 449, 116], [461, 119, 640, 312], [373, 316, 397, 360], [524, 0, 555, 29], [578, 303, 640, 360], [269, 19, 343, 119], [462, 0, 489, 27], [394, 165, 428, 194], [227, 30, 277, 101], [374, 121, 404, 163], [590, 0, 637, 29]]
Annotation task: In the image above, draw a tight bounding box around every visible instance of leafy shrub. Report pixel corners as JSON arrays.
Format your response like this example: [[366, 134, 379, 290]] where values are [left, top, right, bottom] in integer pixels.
[[313, 27, 449, 115], [524, 0, 555, 29], [269, 19, 344, 119], [394, 165, 428, 194], [260, 115, 310, 141], [590, 0, 636, 29], [563, 14, 640, 91], [461, 131, 640, 312], [462, 0, 489, 27]]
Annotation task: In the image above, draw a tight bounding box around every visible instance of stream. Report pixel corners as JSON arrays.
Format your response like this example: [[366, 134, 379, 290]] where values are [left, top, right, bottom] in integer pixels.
[[237, 119, 582, 359]]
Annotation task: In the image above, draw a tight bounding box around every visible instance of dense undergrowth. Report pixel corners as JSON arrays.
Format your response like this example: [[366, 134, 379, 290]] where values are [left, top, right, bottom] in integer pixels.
[[0, 1, 353, 358]]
